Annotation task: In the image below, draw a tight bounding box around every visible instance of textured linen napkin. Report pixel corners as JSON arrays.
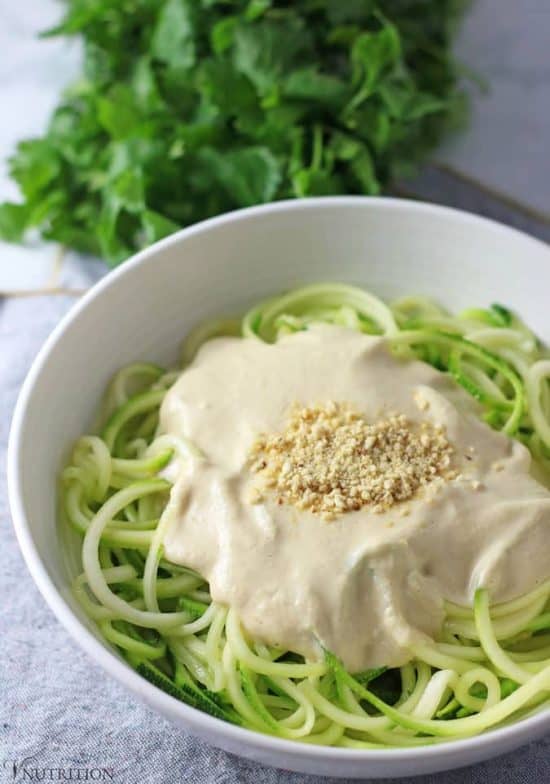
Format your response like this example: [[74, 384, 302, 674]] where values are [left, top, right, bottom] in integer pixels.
[[1, 293, 548, 784]]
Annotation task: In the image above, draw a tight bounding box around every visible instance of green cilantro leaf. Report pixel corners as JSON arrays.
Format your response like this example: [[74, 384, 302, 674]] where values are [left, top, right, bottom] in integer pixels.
[[0, 0, 471, 265]]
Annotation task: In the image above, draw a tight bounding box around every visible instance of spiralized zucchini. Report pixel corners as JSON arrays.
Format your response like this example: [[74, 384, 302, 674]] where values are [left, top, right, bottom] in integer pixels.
[[62, 284, 550, 747]]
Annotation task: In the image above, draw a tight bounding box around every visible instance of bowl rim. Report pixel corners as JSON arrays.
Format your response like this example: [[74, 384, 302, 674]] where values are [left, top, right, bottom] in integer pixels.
[[8, 196, 550, 766]]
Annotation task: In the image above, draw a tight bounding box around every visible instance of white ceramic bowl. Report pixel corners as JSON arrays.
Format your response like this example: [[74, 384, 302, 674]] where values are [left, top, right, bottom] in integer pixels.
[[8, 198, 550, 778]]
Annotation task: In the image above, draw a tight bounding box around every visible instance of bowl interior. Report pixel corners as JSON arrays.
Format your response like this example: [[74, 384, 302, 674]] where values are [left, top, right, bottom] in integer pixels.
[[9, 198, 550, 778]]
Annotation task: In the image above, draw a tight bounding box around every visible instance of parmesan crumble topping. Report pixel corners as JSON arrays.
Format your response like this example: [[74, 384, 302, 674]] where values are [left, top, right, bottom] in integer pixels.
[[248, 402, 454, 519]]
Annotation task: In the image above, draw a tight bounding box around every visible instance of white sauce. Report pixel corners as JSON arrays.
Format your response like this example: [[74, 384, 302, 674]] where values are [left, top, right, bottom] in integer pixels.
[[160, 325, 550, 671]]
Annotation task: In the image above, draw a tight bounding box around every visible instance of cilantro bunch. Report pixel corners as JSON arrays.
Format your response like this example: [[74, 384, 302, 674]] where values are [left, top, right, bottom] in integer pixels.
[[0, 0, 470, 266]]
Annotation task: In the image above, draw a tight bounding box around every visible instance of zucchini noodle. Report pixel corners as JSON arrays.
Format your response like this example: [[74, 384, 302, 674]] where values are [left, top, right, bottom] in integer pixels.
[[62, 283, 550, 747]]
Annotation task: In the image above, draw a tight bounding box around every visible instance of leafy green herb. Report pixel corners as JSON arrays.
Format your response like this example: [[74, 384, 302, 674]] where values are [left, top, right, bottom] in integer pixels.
[[0, 0, 471, 266]]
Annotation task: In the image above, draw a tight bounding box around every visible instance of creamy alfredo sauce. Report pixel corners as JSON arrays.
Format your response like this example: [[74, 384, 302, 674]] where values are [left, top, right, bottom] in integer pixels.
[[160, 325, 550, 671]]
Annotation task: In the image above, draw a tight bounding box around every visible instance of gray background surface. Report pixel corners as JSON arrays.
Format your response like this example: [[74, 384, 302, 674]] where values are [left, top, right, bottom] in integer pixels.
[[1, 0, 549, 781]]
